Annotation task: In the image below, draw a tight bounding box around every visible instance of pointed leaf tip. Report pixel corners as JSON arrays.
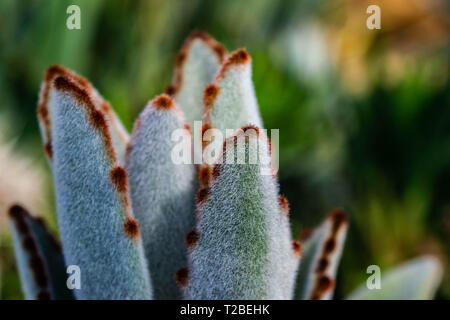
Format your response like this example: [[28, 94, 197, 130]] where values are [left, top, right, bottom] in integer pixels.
[[170, 30, 226, 96], [329, 208, 348, 231], [38, 65, 89, 140], [168, 31, 226, 126], [216, 49, 251, 80], [52, 75, 93, 107], [294, 209, 348, 300], [152, 94, 176, 110], [38, 65, 129, 164], [185, 30, 227, 60], [51, 75, 117, 163], [173, 31, 226, 76], [202, 50, 263, 143]]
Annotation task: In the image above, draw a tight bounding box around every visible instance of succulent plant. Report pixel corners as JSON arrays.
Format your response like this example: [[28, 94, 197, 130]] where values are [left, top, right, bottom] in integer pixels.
[[7, 31, 442, 300]]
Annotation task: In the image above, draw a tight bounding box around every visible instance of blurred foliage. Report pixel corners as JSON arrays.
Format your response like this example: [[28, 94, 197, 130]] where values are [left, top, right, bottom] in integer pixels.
[[0, 0, 449, 299]]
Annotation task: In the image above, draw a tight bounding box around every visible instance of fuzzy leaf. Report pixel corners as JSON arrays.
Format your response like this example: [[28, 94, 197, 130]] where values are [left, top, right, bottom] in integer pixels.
[[46, 73, 151, 299], [346, 256, 443, 300], [166, 31, 226, 126], [91, 90, 130, 164], [277, 196, 302, 299], [203, 49, 263, 134], [126, 94, 197, 299], [294, 209, 348, 300], [8, 205, 73, 300], [37, 65, 129, 164], [182, 127, 299, 299]]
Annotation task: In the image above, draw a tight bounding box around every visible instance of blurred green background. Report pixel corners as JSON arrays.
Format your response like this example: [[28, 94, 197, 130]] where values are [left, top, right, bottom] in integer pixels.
[[0, 0, 448, 299]]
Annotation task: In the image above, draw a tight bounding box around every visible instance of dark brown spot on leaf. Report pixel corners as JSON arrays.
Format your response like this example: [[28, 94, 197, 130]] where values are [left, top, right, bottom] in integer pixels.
[[196, 186, 210, 204], [44, 65, 69, 83], [227, 49, 250, 65], [198, 165, 212, 186], [44, 141, 53, 159], [37, 103, 48, 121], [175, 267, 189, 288], [8, 205, 30, 234], [201, 123, 212, 142], [316, 258, 329, 273], [22, 236, 37, 252], [29, 255, 48, 287], [216, 49, 251, 80], [110, 166, 128, 193], [89, 108, 107, 130], [185, 229, 200, 249], [292, 240, 302, 257], [318, 275, 334, 292], [310, 276, 335, 300], [203, 84, 219, 110], [324, 238, 336, 253], [279, 195, 290, 214], [165, 84, 177, 96], [53, 76, 92, 107], [212, 45, 227, 60], [8, 204, 26, 220], [212, 163, 222, 179], [152, 94, 175, 110], [123, 218, 140, 238], [175, 52, 187, 68], [329, 208, 348, 232]]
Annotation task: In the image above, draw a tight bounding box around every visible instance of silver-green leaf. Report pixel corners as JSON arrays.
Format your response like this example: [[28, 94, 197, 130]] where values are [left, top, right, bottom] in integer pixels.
[[45, 72, 151, 299], [126, 94, 196, 299], [294, 209, 348, 300], [346, 255, 443, 300], [182, 127, 298, 299], [167, 31, 227, 127], [8, 205, 73, 300]]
